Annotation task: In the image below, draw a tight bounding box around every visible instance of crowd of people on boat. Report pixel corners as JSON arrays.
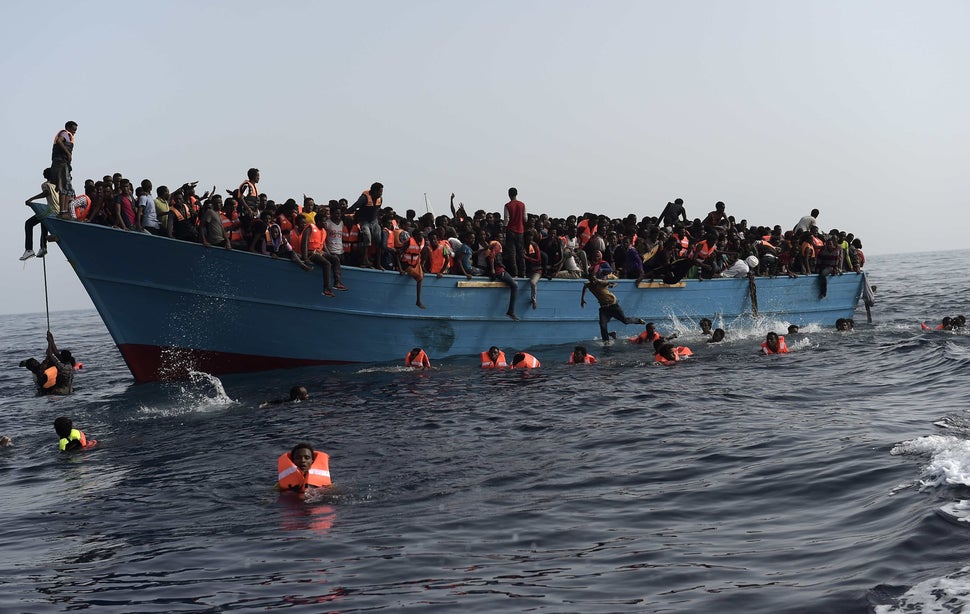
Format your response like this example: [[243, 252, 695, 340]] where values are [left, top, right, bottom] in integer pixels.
[[22, 125, 868, 300]]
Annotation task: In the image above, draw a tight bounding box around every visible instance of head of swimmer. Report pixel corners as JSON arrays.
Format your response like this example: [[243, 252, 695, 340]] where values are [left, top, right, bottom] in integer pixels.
[[290, 442, 315, 474]]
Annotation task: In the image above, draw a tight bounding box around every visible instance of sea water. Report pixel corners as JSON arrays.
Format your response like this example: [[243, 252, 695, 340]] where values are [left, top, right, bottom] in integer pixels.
[[1, 250, 969, 613]]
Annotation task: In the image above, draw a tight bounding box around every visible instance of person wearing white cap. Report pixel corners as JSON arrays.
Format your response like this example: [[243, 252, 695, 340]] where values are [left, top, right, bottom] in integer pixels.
[[719, 254, 758, 278]]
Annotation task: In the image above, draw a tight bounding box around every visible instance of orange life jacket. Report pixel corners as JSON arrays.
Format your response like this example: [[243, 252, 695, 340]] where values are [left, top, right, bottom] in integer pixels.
[[277, 450, 332, 492], [72, 194, 92, 221], [290, 227, 306, 254], [654, 346, 693, 365], [405, 349, 431, 368], [221, 212, 243, 242], [481, 350, 507, 368], [401, 236, 424, 267], [577, 219, 596, 247], [630, 330, 661, 345], [307, 226, 326, 253], [42, 366, 57, 389], [761, 336, 790, 354], [342, 223, 359, 253], [428, 243, 449, 274], [691, 239, 715, 263], [511, 353, 540, 369], [568, 352, 597, 364], [361, 190, 382, 208]]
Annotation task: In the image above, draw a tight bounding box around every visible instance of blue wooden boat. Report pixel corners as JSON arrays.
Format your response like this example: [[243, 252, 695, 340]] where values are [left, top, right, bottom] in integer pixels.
[[31, 202, 869, 382]]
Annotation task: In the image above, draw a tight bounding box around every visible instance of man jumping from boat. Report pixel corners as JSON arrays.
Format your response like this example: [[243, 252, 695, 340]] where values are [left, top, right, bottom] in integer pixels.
[[581, 271, 645, 343]]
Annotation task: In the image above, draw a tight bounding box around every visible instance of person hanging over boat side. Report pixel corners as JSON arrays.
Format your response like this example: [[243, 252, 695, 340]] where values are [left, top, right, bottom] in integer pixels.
[[581, 271, 645, 343], [486, 240, 519, 321], [395, 226, 427, 309], [21, 168, 60, 260]]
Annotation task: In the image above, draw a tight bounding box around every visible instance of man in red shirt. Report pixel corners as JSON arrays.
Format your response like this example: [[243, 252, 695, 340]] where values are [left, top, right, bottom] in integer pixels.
[[503, 187, 526, 277]]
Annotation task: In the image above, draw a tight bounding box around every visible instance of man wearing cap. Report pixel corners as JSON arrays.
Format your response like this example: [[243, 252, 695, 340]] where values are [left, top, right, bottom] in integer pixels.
[[719, 254, 759, 278]]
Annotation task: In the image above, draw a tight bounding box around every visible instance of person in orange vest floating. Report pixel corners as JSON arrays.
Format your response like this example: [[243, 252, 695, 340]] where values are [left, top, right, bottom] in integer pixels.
[[54, 416, 97, 452], [510, 352, 540, 369], [653, 341, 693, 365], [568, 346, 597, 364], [277, 442, 332, 494], [405, 347, 431, 369], [629, 321, 677, 346], [760, 331, 789, 355], [481, 346, 507, 368]]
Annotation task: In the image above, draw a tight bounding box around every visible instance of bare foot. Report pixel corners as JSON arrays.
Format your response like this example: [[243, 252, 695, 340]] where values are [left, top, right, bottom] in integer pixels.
[[507, 312, 519, 321], [417, 302, 426, 309]]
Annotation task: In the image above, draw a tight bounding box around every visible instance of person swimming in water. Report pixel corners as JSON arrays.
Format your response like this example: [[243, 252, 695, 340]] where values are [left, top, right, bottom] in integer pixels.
[[276, 442, 332, 494], [53, 416, 96, 452], [260, 386, 309, 408]]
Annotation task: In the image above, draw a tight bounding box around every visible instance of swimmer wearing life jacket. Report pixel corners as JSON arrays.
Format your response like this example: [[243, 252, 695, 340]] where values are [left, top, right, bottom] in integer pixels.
[[510, 352, 540, 369], [568, 346, 597, 364], [277, 442, 332, 494], [920, 317, 951, 332], [405, 347, 431, 369], [653, 340, 693, 365], [481, 346, 507, 368], [53, 416, 96, 452], [760, 332, 789, 355]]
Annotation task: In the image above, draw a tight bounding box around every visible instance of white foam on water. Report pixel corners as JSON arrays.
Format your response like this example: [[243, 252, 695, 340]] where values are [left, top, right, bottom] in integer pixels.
[[873, 565, 970, 613], [136, 370, 236, 418], [891, 435, 970, 489]]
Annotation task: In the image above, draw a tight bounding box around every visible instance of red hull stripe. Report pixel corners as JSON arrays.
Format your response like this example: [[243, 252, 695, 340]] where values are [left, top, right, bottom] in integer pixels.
[[117, 344, 350, 383]]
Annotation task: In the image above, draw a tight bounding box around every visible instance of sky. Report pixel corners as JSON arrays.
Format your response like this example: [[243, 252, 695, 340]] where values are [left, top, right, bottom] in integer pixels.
[[1, 0, 967, 315]]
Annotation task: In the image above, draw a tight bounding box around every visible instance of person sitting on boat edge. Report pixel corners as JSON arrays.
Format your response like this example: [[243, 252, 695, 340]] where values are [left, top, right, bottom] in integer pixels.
[[760, 331, 789, 355], [486, 240, 519, 320], [569, 346, 597, 364], [306, 212, 347, 297], [481, 346, 507, 369], [397, 227, 427, 309], [21, 167, 60, 261], [199, 195, 231, 250], [277, 443, 331, 494], [405, 348, 431, 369], [510, 352, 540, 369], [581, 271, 645, 343], [653, 339, 693, 365], [54, 416, 96, 452]]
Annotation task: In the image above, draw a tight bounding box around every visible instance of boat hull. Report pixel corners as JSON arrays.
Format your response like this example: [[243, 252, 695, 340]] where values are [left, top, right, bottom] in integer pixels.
[[37, 208, 867, 382]]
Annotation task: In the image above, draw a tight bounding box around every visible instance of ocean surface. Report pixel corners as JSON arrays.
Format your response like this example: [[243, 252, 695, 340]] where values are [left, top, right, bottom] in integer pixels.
[[1, 250, 969, 613]]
